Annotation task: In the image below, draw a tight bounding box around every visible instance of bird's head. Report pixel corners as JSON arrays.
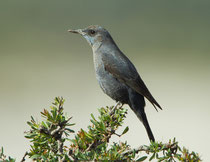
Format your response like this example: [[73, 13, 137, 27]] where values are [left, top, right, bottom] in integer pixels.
[[68, 25, 112, 49]]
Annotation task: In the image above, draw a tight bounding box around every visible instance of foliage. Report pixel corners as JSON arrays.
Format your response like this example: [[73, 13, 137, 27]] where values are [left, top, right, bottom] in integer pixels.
[[24, 97, 74, 161], [1, 97, 201, 161], [0, 147, 15, 162]]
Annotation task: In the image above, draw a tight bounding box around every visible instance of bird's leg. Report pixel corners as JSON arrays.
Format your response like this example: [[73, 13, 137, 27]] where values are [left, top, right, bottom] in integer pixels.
[[119, 103, 124, 108], [110, 101, 124, 115], [114, 101, 121, 109], [109, 101, 121, 116]]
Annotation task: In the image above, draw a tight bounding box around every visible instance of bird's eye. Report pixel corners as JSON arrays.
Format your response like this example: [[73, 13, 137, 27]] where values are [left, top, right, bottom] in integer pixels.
[[89, 30, 96, 35]]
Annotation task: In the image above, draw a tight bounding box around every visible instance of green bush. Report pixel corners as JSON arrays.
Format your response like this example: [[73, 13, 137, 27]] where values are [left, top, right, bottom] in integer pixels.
[[0, 97, 201, 161]]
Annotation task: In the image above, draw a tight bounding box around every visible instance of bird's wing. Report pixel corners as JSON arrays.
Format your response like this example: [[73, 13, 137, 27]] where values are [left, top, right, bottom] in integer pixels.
[[102, 52, 162, 111]]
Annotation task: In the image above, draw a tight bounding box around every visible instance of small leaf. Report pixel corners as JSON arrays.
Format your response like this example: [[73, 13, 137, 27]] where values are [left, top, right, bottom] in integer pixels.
[[31, 116, 35, 122], [83, 131, 93, 139], [65, 128, 75, 133], [99, 121, 106, 131], [136, 156, 147, 161], [25, 133, 37, 139], [1, 147, 4, 154], [41, 155, 47, 161], [41, 121, 48, 129], [90, 119, 97, 126], [91, 113, 96, 121], [68, 139, 76, 145], [97, 143, 106, 149], [122, 126, 129, 135], [149, 153, 155, 161], [66, 123, 75, 126], [30, 154, 40, 159], [39, 140, 48, 145]]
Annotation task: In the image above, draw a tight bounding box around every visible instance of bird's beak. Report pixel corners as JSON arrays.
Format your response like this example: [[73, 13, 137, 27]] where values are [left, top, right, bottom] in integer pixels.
[[68, 29, 85, 35]]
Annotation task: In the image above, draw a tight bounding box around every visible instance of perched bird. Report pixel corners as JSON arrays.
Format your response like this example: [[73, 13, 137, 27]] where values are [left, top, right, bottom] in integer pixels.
[[68, 25, 162, 142]]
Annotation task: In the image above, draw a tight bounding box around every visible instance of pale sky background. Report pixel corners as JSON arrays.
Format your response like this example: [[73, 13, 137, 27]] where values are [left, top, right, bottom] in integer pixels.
[[0, 0, 210, 161]]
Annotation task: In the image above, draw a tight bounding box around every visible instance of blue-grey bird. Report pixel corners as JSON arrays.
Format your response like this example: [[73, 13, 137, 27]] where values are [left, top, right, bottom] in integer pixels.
[[68, 25, 162, 142]]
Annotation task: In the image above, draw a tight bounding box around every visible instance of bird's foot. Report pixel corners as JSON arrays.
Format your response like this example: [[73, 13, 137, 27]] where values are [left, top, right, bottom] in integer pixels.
[[113, 101, 121, 109], [110, 102, 123, 115]]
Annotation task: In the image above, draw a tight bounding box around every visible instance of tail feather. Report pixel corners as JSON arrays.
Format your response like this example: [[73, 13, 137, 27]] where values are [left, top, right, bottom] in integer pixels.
[[132, 107, 155, 142], [140, 111, 155, 142], [128, 89, 155, 142], [129, 106, 155, 142], [145, 93, 162, 111]]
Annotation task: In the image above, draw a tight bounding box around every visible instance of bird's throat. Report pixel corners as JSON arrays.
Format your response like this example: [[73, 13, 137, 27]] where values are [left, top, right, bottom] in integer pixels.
[[92, 41, 103, 52]]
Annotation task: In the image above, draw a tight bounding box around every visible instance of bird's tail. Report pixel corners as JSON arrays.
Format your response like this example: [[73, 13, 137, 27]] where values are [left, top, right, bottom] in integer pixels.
[[139, 111, 155, 142], [128, 90, 155, 142], [133, 108, 155, 142]]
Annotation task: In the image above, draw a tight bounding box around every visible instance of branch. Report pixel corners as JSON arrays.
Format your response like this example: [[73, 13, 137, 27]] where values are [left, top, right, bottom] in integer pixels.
[[122, 142, 178, 156], [20, 152, 28, 162]]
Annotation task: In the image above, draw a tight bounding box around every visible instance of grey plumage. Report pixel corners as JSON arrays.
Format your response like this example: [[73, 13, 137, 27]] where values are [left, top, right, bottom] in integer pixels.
[[68, 25, 162, 142]]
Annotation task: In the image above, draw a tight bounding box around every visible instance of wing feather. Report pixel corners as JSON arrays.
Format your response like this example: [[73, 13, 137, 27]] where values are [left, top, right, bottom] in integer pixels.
[[102, 52, 162, 111]]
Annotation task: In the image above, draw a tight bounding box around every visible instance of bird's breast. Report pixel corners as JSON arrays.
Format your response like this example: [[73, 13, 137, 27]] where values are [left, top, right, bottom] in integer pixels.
[[93, 54, 129, 103]]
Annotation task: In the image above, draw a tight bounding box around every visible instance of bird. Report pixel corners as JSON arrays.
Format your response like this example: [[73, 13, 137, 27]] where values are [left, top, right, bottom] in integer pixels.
[[68, 25, 162, 142]]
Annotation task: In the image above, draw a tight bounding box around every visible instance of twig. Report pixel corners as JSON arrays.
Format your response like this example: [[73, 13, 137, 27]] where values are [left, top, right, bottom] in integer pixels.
[[20, 152, 28, 162], [122, 145, 149, 156], [122, 143, 178, 156], [109, 102, 123, 116]]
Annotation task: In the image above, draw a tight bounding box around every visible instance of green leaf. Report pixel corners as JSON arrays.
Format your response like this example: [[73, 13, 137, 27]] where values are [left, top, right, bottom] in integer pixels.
[[90, 119, 97, 126], [122, 126, 129, 135], [52, 109, 57, 120], [65, 128, 75, 133], [41, 155, 47, 161], [84, 131, 93, 139], [97, 143, 106, 150], [66, 123, 75, 126], [27, 121, 33, 127], [31, 116, 35, 122], [99, 121, 106, 131], [149, 153, 155, 161], [27, 122, 38, 130], [1, 146, 4, 154], [25, 133, 37, 139], [156, 153, 159, 158], [136, 156, 147, 161], [41, 121, 48, 129], [39, 140, 48, 145], [69, 139, 76, 145], [91, 113, 96, 121], [30, 154, 40, 159]]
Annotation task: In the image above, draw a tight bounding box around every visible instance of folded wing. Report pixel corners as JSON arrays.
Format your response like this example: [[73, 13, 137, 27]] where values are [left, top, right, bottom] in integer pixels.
[[102, 52, 162, 111]]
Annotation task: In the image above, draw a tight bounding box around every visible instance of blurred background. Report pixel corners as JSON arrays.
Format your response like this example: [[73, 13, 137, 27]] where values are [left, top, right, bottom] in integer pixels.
[[0, 0, 210, 160]]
